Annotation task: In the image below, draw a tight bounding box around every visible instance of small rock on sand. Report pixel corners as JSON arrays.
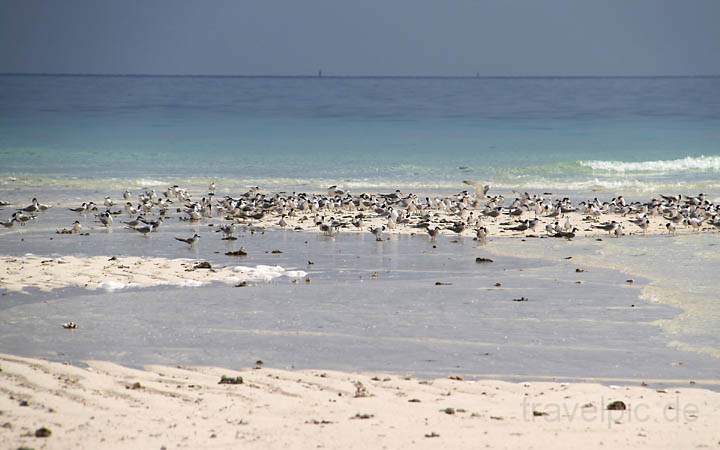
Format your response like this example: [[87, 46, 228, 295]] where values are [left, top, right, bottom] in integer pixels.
[[354, 381, 370, 398], [35, 426, 52, 437], [218, 375, 244, 385], [607, 400, 627, 410]]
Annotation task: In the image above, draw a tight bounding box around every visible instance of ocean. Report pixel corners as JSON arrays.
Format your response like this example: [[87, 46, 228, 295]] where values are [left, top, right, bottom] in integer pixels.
[[2, 74, 720, 197], [1, 74, 719, 372]]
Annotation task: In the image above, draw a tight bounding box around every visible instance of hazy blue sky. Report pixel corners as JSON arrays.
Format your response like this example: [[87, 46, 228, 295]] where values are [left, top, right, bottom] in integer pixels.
[[1, 0, 719, 76]]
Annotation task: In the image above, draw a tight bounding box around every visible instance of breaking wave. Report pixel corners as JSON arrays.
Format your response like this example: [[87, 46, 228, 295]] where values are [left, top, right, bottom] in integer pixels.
[[580, 155, 720, 173]]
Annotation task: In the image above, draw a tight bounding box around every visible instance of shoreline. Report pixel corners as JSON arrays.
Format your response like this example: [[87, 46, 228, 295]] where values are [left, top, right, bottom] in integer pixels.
[[481, 235, 720, 360], [1, 353, 719, 450]]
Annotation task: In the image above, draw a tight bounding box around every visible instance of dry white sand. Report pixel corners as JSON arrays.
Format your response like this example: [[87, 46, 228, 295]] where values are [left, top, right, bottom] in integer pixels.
[[0, 354, 718, 449], [0, 255, 306, 293]]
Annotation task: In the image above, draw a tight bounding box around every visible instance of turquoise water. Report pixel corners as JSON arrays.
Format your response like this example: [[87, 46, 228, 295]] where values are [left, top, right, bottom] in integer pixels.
[[2, 75, 720, 194]]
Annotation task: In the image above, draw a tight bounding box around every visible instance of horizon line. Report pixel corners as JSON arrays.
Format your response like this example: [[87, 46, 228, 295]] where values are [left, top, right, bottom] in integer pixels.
[[1, 72, 720, 79]]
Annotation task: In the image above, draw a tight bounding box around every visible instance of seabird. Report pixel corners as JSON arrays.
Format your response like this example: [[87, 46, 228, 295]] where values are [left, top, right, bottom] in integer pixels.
[[140, 217, 163, 230], [666, 222, 677, 235], [127, 223, 154, 235], [506, 220, 530, 232], [97, 211, 113, 227], [12, 212, 35, 225], [462, 180, 490, 196], [319, 217, 340, 237], [426, 225, 440, 241], [686, 217, 703, 231], [613, 223, 625, 238], [482, 208, 501, 219], [216, 223, 237, 237], [553, 227, 578, 239], [327, 185, 344, 196], [593, 221, 619, 235], [175, 233, 201, 245], [0, 217, 15, 228], [545, 222, 558, 235], [123, 216, 144, 227], [447, 221, 466, 235], [69, 203, 88, 213], [631, 217, 650, 233], [528, 218, 541, 232], [660, 194, 682, 203], [561, 216, 572, 232], [475, 226, 488, 242], [20, 200, 39, 213], [351, 216, 364, 229], [370, 225, 385, 241], [57, 221, 82, 234], [33, 198, 51, 211]]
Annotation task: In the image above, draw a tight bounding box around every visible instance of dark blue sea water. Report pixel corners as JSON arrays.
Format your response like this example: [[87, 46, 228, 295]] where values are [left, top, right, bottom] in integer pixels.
[[2, 75, 719, 195]]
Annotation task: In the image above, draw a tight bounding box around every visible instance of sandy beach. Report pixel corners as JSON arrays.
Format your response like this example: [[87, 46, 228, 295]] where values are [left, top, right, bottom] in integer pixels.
[[2, 353, 719, 450], [0, 254, 307, 293]]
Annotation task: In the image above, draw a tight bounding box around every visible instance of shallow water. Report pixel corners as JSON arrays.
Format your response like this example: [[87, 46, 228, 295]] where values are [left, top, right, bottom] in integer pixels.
[[1, 216, 718, 386], [2, 75, 720, 198], [487, 234, 720, 360]]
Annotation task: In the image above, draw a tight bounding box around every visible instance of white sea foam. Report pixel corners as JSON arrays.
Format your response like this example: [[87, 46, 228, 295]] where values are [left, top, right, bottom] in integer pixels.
[[133, 178, 167, 187], [284, 270, 308, 278], [99, 280, 129, 291], [579, 155, 720, 173], [7, 158, 720, 200], [232, 265, 308, 282], [492, 178, 717, 193]]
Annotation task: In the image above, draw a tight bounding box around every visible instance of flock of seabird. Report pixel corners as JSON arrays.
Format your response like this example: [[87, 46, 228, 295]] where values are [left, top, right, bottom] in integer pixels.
[[1, 184, 720, 246]]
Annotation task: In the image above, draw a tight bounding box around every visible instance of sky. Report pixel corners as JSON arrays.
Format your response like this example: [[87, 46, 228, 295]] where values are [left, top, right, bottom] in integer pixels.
[[1, 0, 719, 76]]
